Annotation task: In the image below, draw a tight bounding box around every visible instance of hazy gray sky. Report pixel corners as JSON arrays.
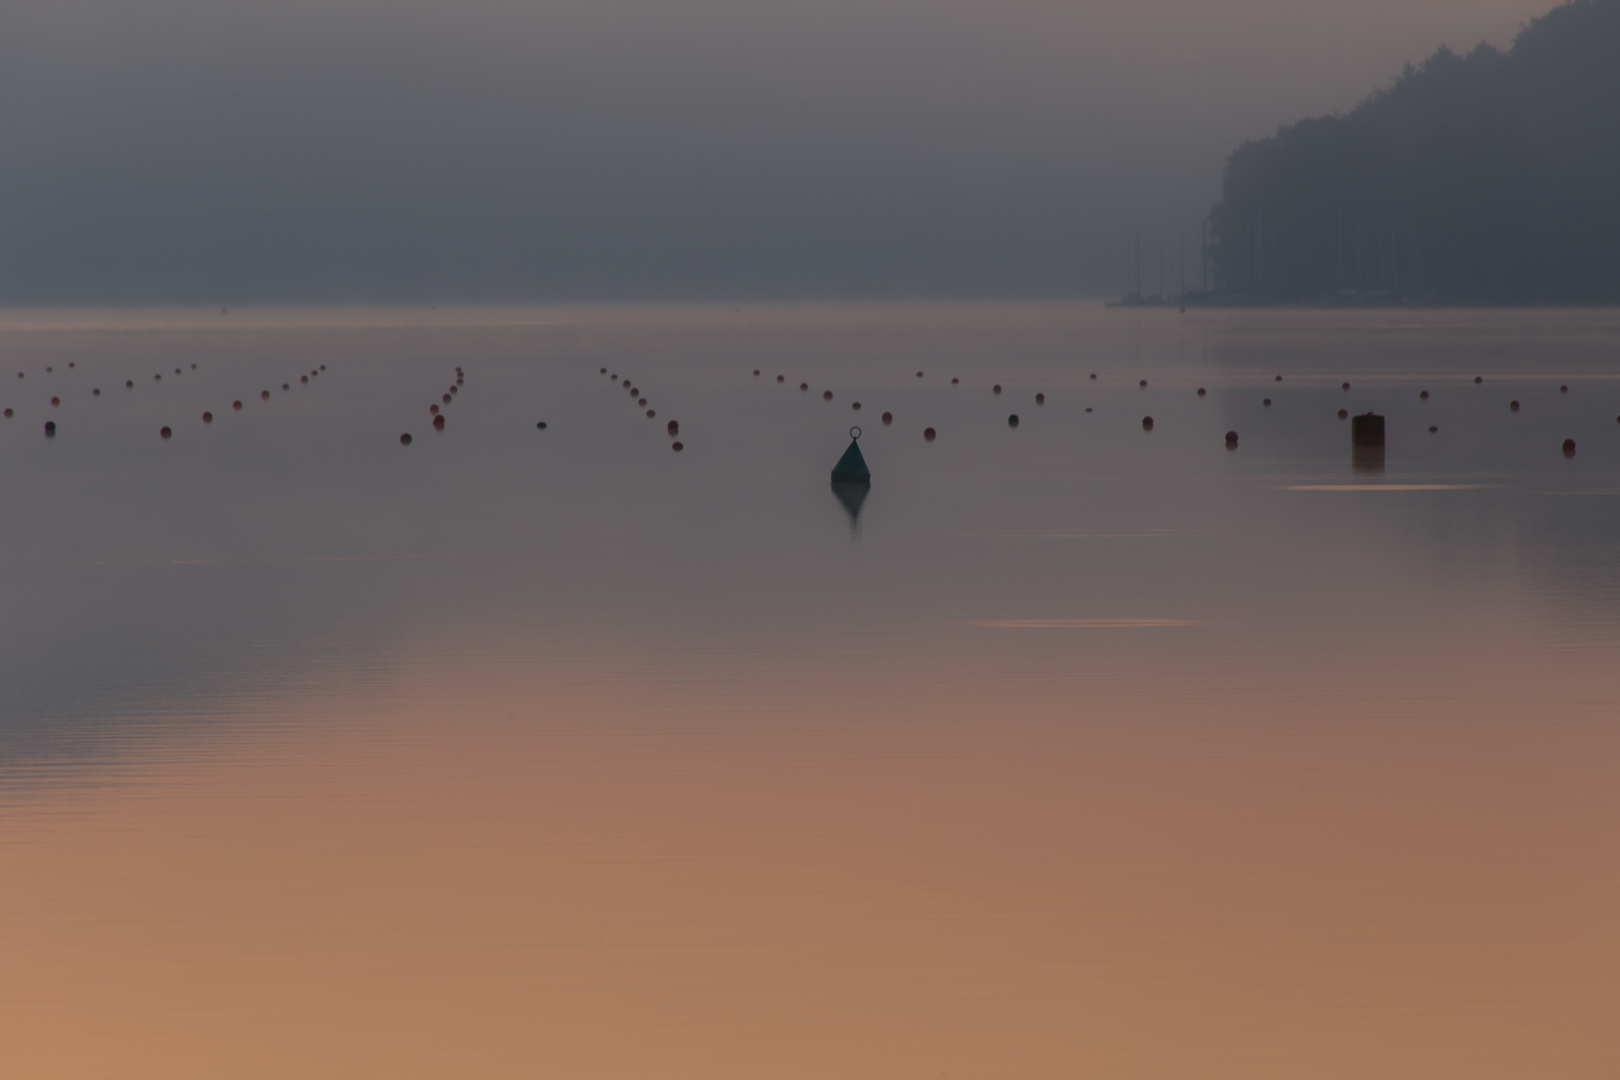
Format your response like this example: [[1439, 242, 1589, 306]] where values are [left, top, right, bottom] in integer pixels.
[[0, 0, 1554, 302]]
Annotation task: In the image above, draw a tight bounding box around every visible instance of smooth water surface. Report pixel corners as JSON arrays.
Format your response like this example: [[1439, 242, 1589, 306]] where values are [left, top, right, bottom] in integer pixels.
[[2, 304, 1618, 1078]]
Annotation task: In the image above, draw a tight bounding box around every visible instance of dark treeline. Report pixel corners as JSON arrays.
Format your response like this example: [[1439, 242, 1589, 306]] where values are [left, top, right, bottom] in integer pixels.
[[1209, 0, 1620, 304]]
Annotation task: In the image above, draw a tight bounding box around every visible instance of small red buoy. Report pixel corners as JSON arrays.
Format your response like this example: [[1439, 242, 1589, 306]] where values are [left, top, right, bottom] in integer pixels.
[[300, 375, 308, 383], [1197, 388, 1206, 397], [451, 385, 459, 394], [672, 441, 684, 452], [992, 384, 1001, 394], [1035, 393, 1045, 404], [203, 412, 213, 423], [622, 379, 631, 388], [261, 390, 270, 400], [1138, 379, 1147, 387], [852, 402, 861, 410], [160, 426, 172, 439], [1560, 384, 1569, 393], [3, 408, 11, 418], [443, 394, 452, 404], [401, 433, 412, 445], [69, 363, 75, 369], [93, 388, 101, 396], [1475, 376, 1483, 384], [823, 390, 833, 400], [1562, 438, 1577, 457], [1084, 407, 1092, 413], [638, 398, 647, 406], [174, 368, 181, 375], [433, 415, 445, 430], [776, 375, 784, 382], [1090, 373, 1097, 380], [155, 374, 162, 381], [46, 367, 52, 373], [15, 373, 21, 380], [667, 420, 679, 435], [923, 427, 936, 441], [916, 371, 923, 378], [646, 409, 656, 418], [281, 383, 289, 391], [1420, 390, 1429, 400], [1342, 382, 1350, 390], [1142, 416, 1153, 430], [881, 412, 892, 424], [951, 377, 959, 384], [1510, 401, 1520, 412], [1263, 398, 1272, 406], [1274, 375, 1282, 382], [1338, 409, 1348, 419], [1429, 425, 1438, 433], [233, 400, 242, 410], [320, 365, 326, 371], [600, 367, 607, 374], [51, 397, 59, 407], [430, 404, 439, 414], [127, 381, 135, 389], [1008, 414, 1020, 427], [800, 383, 808, 391], [1225, 430, 1239, 446], [753, 369, 760, 376]]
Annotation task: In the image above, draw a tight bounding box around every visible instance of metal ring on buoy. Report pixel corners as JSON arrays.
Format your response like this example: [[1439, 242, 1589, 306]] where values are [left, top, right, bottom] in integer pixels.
[[850, 426, 861, 440]]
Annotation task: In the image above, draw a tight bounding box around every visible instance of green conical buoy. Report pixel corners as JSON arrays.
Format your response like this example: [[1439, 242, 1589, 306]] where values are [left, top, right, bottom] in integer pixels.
[[831, 426, 871, 483]]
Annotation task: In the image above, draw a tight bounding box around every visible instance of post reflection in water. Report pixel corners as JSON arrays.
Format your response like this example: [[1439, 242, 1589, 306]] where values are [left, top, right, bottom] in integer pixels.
[[1, 305, 1619, 1080], [829, 479, 870, 531]]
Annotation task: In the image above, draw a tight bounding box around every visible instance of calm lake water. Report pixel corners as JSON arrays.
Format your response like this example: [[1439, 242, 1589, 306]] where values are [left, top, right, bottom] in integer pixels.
[[2, 304, 1618, 1078]]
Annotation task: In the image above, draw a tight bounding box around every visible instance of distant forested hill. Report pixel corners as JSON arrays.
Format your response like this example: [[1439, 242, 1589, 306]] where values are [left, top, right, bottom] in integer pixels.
[[1209, 0, 1620, 304]]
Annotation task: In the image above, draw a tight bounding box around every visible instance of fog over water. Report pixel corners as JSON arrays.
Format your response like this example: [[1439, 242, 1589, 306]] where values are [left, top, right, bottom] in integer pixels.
[[2, 0, 1552, 302]]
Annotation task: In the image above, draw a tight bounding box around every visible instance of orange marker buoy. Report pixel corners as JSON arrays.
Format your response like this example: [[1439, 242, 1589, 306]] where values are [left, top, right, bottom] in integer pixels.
[[923, 427, 936, 441], [160, 426, 172, 439], [882, 412, 892, 424], [672, 441, 684, 452]]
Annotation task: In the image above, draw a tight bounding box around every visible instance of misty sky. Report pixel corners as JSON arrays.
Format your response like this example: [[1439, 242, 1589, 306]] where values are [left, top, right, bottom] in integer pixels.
[[1, 0, 1554, 302]]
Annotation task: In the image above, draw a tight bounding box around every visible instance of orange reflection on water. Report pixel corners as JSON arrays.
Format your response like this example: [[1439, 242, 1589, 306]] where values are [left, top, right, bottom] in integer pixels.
[[3, 635, 1617, 1080]]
